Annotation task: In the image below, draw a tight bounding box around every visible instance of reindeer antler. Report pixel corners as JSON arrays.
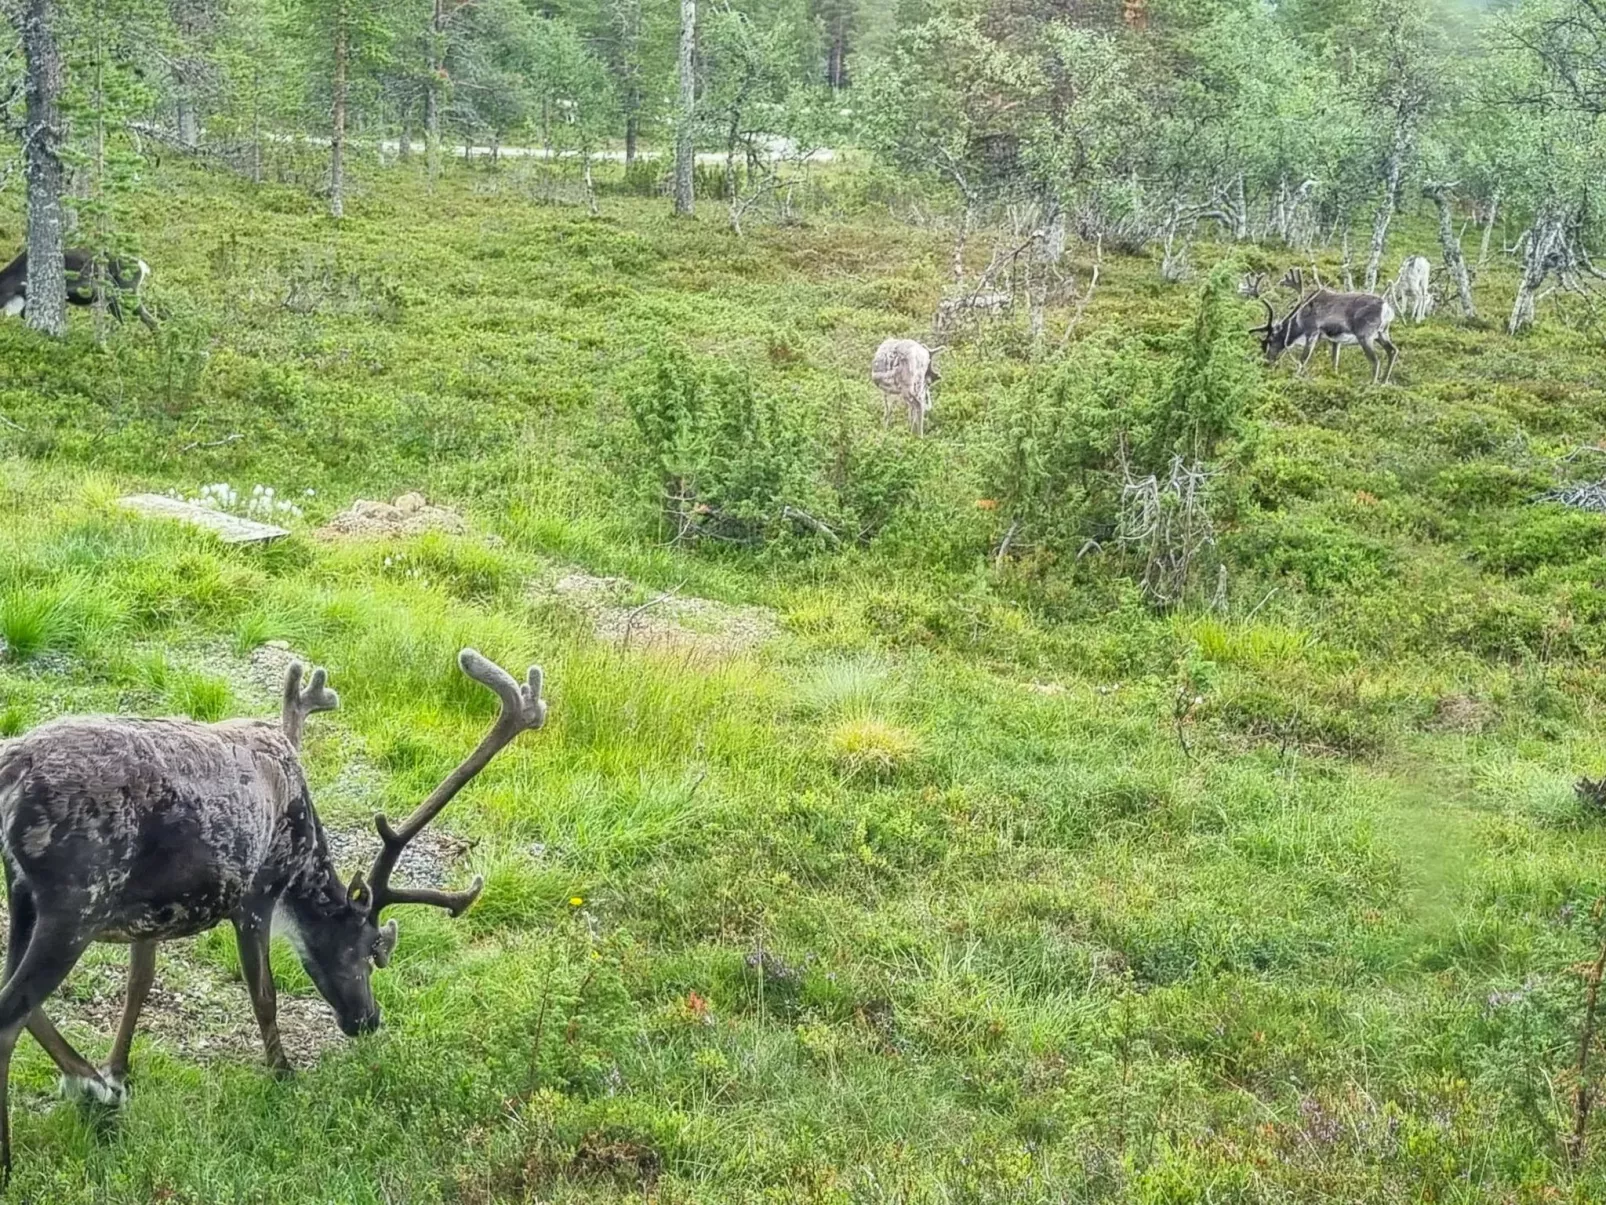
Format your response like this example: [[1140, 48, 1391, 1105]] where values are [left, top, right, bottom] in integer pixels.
[[365, 650, 546, 923], [1249, 295, 1277, 334], [282, 662, 340, 751]]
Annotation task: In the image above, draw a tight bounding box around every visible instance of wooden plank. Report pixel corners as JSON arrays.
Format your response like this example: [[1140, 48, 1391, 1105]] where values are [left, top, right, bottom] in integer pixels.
[[118, 494, 290, 545]]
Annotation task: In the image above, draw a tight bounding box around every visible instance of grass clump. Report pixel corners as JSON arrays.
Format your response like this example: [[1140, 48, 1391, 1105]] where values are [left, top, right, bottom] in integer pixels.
[[168, 672, 234, 722], [827, 715, 920, 779]]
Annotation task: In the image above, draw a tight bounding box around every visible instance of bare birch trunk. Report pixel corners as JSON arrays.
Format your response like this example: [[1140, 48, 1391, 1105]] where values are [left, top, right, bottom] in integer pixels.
[[1478, 188, 1501, 270], [330, 10, 347, 219], [673, 0, 695, 216], [1426, 184, 1475, 319], [1509, 209, 1565, 335], [175, 92, 199, 147], [18, 0, 66, 335], [1364, 151, 1402, 293], [583, 151, 597, 216]]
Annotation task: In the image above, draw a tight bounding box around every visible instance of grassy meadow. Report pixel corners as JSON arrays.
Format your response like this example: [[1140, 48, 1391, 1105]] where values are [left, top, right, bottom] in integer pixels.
[[4, 157, 1606, 1201]]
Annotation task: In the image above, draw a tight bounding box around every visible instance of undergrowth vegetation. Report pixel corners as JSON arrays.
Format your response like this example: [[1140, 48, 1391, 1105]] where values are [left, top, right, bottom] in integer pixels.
[[5, 159, 1606, 1200]]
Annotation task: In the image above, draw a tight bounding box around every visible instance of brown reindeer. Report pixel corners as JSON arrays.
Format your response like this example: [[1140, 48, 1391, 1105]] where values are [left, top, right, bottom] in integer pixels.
[[0, 649, 547, 1176]]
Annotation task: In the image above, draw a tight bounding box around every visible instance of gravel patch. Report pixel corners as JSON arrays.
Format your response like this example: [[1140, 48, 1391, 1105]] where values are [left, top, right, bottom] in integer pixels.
[[59, 949, 348, 1069], [322, 820, 474, 889]]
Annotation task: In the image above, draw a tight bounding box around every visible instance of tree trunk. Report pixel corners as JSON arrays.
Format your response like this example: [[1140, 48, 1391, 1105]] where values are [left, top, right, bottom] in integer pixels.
[[167, 0, 216, 149], [583, 150, 597, 216], [624, 105, 638, 165], [398, 99, 412, 161], [330, 11, 347, 219], [251, 90, 262, 184], [90, 10, 107, 345], [175, 91, 199, 147], [724, 121, 739, 232], [673, 0, 695, 217], [828, 17, 847, 88], [1509, 208, 1565, 335], [1478, 188, 1501, 270], [1426, 184, 1475, 319], [18, 0, 67, 336], [1364, 150, 1402, 293], [425, 0, 444, 187]]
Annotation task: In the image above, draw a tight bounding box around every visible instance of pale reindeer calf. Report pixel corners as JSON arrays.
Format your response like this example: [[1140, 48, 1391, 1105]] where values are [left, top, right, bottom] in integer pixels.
[[871, 338, 942, 436]]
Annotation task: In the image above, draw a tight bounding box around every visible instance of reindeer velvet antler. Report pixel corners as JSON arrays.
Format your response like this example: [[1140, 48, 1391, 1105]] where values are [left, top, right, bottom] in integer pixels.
[[364, 650, 547, 933], [281, 662, 340, 750]]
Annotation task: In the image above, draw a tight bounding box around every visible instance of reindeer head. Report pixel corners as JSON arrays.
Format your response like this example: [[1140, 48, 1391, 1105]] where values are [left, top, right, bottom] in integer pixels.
[[1249, 297, 1293, 364], [281, 649, 547, 1037]]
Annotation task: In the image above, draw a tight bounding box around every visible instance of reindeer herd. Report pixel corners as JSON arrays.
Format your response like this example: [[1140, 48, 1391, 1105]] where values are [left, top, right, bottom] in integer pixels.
[[0, 231, 1445, 1177], [875, 255, 1435, 436]]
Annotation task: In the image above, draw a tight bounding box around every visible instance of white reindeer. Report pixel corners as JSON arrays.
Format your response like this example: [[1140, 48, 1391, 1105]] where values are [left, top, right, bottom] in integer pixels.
[[871, 338, 942, 436], [1393, 255, 1432, 324]]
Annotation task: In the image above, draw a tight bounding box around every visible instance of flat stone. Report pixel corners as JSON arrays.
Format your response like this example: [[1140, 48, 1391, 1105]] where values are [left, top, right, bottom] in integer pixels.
[[119, 494, 290, 544]]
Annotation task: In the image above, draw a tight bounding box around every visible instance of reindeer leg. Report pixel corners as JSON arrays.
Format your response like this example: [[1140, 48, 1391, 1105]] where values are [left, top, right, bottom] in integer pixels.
[[1298, 339, 1320, 376], [135, 303, 158, 332], [1330, 341, 1341, 375], [234, 920, 290, 1075], [1378, 332, 1399, 385], [30, 1012, 121, 1105], [1360, 337, 1381, 385], [0, 911, 96, 1179], [4, 880, 118, 1105], [102, 940, 156, 1092]]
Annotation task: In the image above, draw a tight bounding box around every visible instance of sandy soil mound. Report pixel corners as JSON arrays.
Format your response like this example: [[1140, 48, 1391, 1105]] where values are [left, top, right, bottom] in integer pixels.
[[317, 492, 467, 539]]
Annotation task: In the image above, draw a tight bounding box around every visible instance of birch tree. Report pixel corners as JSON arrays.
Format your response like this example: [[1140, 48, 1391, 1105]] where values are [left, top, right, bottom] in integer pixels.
[[1347, 0, 1444, 292]]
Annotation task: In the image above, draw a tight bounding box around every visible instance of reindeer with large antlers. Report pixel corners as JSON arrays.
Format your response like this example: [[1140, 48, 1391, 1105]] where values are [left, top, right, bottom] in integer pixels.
[[0, 649, 547, 1177]]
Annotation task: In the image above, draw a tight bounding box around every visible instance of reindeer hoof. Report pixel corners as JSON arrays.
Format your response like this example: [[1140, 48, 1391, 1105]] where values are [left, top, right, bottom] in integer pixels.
[[60, 1071, 128, 1108]]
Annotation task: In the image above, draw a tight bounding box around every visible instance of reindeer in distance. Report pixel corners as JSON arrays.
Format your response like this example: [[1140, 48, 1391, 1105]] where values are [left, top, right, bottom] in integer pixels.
[[0, 248, 158, 330], [871, 338, 943, 436], [0, 648, 548, 1177], [1245, 257, 1433, 385]]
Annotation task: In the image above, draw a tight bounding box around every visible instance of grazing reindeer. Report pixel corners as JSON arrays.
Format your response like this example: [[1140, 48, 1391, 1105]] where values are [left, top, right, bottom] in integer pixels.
[[1392, 254, 1432, 323], [871, 338, 942, 436], [0, 248, 157, 330], [26, 665, 342, 1107], [1250, 290, 1400, 384], [0, 649, 546, 1177]]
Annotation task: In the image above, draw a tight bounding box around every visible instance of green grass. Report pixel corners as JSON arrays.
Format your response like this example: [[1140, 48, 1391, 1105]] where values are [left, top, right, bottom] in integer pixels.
[[2, 156, 1606, 1200]]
